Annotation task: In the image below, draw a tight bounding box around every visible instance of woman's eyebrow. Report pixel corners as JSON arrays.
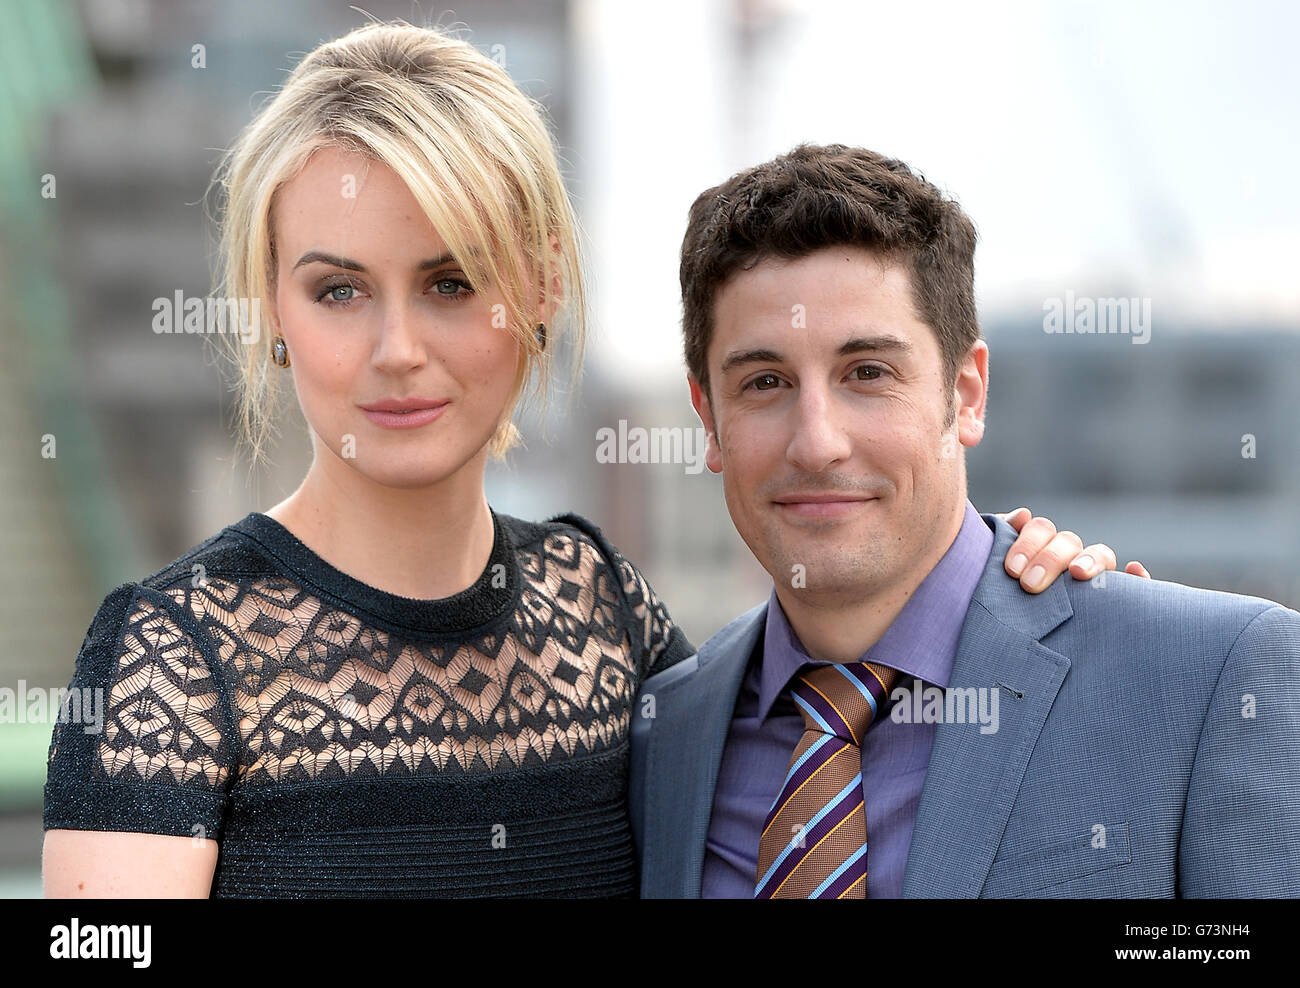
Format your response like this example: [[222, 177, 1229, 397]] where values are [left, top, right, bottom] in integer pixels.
[[292, 250, 459, 272]]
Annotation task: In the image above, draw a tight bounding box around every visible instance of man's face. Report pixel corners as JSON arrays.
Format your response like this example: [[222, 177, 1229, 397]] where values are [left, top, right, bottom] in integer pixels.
[[689, 246, 988, 602]]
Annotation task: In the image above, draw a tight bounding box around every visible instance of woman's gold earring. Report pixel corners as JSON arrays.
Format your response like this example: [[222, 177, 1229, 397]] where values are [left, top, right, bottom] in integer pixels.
[[535, 322, 547, 350], [271, 335, 291, 367]]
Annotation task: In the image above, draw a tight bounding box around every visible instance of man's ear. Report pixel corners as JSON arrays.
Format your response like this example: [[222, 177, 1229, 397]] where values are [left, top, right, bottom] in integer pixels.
[[688, 373, 724, 474], [955, 340, 989, 448]]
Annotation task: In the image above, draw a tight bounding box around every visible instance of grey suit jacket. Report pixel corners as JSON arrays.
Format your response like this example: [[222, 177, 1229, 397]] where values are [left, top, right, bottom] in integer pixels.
[[629, 513, 1300, 897]]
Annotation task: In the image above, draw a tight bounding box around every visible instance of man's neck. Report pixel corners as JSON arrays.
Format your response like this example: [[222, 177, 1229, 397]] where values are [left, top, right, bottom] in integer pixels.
[[773, 500, 969, 663]]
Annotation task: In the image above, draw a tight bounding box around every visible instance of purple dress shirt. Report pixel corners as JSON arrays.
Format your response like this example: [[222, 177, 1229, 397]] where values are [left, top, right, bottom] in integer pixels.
[[700, 500, 995, 898]]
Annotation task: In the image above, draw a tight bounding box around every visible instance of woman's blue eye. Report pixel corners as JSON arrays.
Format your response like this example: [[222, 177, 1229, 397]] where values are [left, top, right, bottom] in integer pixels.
[[434, 278, 470, 296], [315, 277, 472, 306], [316, 282, 356, 304]]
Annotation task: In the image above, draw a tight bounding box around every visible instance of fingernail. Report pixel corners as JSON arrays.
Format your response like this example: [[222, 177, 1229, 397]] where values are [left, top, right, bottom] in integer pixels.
[[1008, 553, 1027, 575], [1074, 554, 1094, 571], [1025, 564, 1046, 589]]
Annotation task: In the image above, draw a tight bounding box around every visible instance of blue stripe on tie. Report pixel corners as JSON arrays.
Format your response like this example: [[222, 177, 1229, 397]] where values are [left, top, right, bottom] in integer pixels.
[[792, 691, 836, 735], [776, 731, 834, 793], [754, 774, 863, 896], [834, 664, 879, 719], [810, 842, 867, 898]]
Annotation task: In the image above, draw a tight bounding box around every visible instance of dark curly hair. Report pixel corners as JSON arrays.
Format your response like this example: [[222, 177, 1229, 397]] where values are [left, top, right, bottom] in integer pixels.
[[680, 143, 980, 415]]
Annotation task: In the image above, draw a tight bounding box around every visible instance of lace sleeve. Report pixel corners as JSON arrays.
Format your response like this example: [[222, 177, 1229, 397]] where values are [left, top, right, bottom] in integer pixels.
[[549, 515, 696, 680], [43, 583, 236, 841]]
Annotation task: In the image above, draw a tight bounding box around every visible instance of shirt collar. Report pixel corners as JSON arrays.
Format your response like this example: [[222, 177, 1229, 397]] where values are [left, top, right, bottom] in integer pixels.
[[757, 499, 995, 720]]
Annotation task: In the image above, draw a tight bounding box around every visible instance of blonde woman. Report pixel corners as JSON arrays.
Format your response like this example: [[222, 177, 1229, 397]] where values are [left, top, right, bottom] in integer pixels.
[[40, 20, 1135, 898]]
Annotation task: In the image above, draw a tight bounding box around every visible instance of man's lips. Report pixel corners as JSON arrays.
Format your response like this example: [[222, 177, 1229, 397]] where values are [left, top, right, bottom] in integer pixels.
[[771, 493, 879, 519]]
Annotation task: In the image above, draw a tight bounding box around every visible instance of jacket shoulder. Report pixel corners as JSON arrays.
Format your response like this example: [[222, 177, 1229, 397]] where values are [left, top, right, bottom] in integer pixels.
[[1058, 570, 1294, 649]]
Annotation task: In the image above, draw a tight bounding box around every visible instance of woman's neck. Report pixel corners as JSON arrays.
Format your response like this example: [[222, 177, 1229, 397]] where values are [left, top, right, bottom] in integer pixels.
[[264, 444, 496, 602]]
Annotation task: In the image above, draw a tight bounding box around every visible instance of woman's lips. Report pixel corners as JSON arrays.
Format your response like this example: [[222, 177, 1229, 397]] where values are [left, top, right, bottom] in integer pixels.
[[359, 404, 448, 429]]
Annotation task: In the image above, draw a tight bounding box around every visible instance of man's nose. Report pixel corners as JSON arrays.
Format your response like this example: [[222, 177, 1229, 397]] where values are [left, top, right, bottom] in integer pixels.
[[785, 385, 852, 473]]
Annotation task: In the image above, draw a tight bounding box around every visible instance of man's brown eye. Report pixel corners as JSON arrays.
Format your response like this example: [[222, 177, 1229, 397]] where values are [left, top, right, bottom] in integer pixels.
[[854, 365, 882, 380], [753, 374, 780, 390]]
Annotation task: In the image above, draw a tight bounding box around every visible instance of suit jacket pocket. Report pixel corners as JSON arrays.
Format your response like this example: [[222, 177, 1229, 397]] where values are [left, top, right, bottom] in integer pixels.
[[982, 821, 1131, 898]]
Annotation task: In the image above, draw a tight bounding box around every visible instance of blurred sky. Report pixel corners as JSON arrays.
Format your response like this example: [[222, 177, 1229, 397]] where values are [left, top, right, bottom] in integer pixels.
[[573, 0, 1300, 385]]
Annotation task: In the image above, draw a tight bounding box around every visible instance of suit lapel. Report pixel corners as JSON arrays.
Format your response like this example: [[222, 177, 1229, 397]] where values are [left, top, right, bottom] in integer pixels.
[[900, 515, 1074, 898], [637, 604, 763, 897]]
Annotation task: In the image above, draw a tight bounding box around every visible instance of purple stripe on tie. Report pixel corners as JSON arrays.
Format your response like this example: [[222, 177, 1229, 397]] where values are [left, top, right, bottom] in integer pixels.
[[816, 844, 868, 899], [764, 736, 850, 825], [757, 777, 864, 897], [842, 663, 891, 711], [796, 684, 854, 741]]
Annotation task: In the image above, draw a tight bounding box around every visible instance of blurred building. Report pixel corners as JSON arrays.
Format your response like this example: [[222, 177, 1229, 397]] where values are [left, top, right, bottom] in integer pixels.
[[0, 0, 582, 895], [971, 323, 1300, 610], [0, 0, 1296, 898]]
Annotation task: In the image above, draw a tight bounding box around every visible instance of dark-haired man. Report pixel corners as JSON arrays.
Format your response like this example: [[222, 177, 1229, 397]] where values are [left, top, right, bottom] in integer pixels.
[[629, 144, 1300, 898]]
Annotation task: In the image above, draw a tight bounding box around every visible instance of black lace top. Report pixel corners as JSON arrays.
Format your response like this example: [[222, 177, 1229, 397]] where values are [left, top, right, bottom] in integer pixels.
[[43, 509, 694, 897]]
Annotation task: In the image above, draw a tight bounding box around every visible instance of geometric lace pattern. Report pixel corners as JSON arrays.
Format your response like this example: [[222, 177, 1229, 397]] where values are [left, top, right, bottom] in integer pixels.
[[66, 526, 684, 789]]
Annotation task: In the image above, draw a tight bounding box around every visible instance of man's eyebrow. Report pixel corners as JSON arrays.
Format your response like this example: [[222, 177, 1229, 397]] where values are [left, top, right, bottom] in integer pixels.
[[719, 334, 913, 375], [837, 334, 913, 356], [292, 250, 460, 272], [719, 347, 784, 375]]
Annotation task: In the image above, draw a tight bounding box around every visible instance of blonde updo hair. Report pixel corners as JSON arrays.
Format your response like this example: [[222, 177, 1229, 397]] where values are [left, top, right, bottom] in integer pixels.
[[209, 18, 585, 466]]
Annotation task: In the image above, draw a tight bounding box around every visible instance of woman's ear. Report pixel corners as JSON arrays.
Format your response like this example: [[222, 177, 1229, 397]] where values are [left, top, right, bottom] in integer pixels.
[[263, 252, 282, 335], [265, 290, 280, 336], [536, 233, 564, 327]]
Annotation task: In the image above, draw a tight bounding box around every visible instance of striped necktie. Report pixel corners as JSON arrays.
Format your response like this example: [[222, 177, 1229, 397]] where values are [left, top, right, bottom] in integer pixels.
[[754, 660, 900, 898]]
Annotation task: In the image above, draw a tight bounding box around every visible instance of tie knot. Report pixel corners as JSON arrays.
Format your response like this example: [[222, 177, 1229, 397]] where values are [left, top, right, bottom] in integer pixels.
[[790, 661, 899, 746]]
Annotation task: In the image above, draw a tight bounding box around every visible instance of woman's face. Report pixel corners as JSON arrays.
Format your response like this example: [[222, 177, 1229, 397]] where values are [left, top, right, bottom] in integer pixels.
[[268, 145, 523, 490]]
